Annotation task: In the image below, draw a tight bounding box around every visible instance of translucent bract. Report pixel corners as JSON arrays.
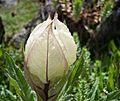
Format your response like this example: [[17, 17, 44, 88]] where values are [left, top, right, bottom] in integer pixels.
[[24, 14, 77, 101]]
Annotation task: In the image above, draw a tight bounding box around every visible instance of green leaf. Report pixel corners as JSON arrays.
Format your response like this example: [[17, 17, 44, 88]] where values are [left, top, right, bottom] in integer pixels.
[[6, 90, 17, 101], [0, 48, 2, 57], [73, 0, 83, 21], [86, 77, 99, 101], [101, 0, 113, 20], [95, 60, 103, 91], [65, 50, 84, 91], [106, 90, 120, 101], [109, 40, 117, 53], [4, 52, 37, 101], [9, 75, 22, 98], [107, 64, 115, 92]]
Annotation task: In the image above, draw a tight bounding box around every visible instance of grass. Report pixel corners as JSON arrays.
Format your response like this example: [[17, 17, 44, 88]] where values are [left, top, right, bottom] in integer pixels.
[[0, 0, 40, 36]]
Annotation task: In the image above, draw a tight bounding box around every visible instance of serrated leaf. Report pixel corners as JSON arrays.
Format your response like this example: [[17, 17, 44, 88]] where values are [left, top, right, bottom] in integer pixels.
[[106, 90, 120, 101], [85, 77, 99, 101]]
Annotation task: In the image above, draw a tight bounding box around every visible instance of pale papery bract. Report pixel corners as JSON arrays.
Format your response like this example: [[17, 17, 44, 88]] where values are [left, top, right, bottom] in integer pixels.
[[24, 14, 77, 100]]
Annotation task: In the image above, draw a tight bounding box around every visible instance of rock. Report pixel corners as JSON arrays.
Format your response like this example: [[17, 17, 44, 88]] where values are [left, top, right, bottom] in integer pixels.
[[0, 0, 18, 8]]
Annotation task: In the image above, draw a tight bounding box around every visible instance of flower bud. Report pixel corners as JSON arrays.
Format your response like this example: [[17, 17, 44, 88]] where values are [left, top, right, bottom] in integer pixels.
[[24, 14, 77, 101]]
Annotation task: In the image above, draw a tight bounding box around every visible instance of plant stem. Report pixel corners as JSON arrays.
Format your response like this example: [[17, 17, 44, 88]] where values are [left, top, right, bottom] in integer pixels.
[[44, 82, 50, 101]]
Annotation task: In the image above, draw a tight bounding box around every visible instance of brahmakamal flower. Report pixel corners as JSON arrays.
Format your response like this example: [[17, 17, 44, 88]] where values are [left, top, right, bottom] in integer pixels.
[[24, 14, 77, 101]]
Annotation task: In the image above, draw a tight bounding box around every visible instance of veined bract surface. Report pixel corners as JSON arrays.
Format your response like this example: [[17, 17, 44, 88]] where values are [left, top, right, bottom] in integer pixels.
[[24, 14, 77, 101]]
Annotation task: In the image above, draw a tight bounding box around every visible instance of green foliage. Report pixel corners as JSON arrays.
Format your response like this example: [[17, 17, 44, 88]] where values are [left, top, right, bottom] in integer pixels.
[[4, 53, 37, 101], [1, 33, 120, 101], [100, 0, 113, 20], [58, 33, 120, 101], [73, 0, 83, 21]]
